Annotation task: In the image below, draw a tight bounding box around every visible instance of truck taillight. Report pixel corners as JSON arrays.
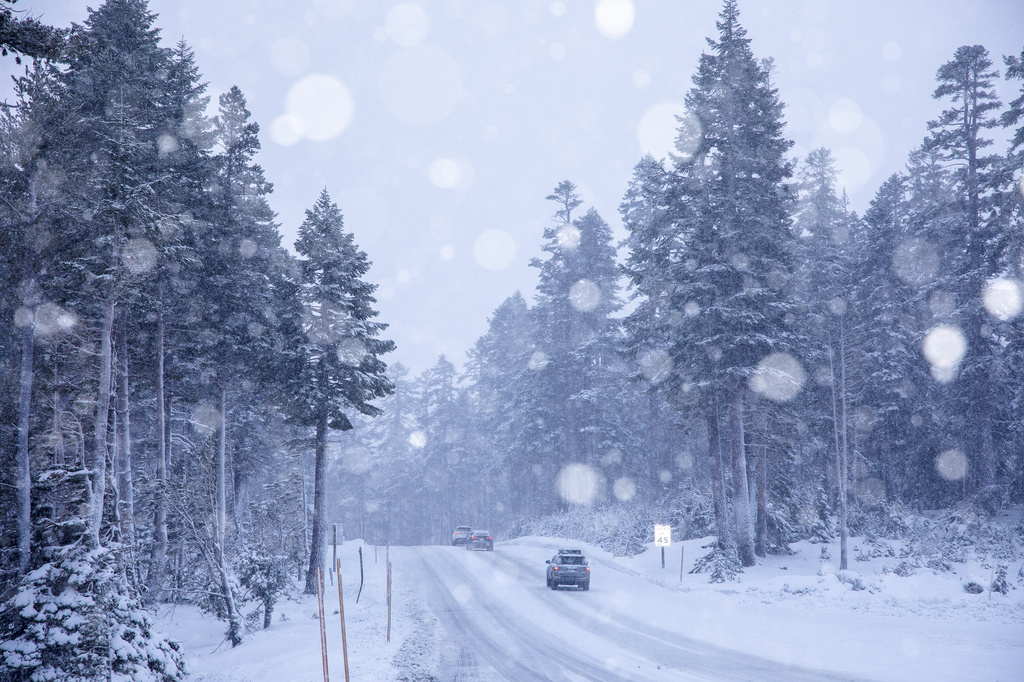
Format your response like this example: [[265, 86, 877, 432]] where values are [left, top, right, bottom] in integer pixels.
[[552, 566, 559, 571], [586, 567, 590, 572]]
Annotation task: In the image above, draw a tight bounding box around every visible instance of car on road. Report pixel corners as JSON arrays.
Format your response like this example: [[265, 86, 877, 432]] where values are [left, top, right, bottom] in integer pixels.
[[546, 549, 590, 590], [465, 530, 493, 551], [451, 525, 473, 546]]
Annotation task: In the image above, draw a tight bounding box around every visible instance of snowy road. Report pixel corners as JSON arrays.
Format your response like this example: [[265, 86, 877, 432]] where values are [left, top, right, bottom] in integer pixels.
[[408, 544, 867, 681]]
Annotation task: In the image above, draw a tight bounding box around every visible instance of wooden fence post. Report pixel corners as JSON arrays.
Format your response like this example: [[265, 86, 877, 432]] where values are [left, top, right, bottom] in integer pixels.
[[337, 558, 350, 682]]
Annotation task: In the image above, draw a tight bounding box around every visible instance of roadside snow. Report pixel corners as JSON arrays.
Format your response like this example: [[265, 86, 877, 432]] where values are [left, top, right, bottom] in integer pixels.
[[158, 535, 1024, 681]]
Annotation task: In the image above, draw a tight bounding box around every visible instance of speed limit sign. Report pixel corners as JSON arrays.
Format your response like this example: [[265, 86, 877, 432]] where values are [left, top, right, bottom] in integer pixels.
[[654, 524, 671, 546]]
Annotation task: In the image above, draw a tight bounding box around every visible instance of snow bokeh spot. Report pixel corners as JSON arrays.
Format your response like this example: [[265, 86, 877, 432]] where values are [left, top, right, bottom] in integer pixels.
[[428, 157, 474, 189], [612, 477, 636, 501], [29, 303, 77, 337], [473, 229, 516, 271], [882, 41, 902, 61], [247, 322, 264, 337], [569, 279, 601, 312], [556, 224, 581, 250], [550, 2, 567, 17], [934, 449, 967, 481], [632, 70, 651, 89], [638, 348, 672, 383], [337, 338, 367, 366], [123, 238, 158, 275], [238, 238, 258, 258], [892, 238, 939, 286], [594, 0, 635, 39], [385, 3, 429, 48], [828, 98, 863, 134], [922, 325, 966, 382], [271, 114, 303, 146], [528, 350, 549, 370], [1018, 173, 1024, 199], [439, 245, 455, 260], [379, 45, 462, 127], [288, 75, 354, 142], [637, 103, 701, 160], [601, 448, 623, 466], [428, 158, 459, 188], [409, 430, 427, 448], [658, 469, 672, 484], [451, 583, 472, 604], [982, 277, 1023, 321], [684, 301, 699, 317], [191, 403, 221, 436], [157, 134, 179, 157], [829, 297, 847, 316], [676, 451, 693, 471], [749, 353, 806, 402], [556, 463, 603, 505]]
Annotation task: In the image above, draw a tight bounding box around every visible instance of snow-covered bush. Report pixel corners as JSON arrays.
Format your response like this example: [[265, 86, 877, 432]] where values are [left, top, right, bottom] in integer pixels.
[[0, 544, 186, 681], [963, 581, 985, 594], [690, 544, 742, 583], [991, 565, 1010, 595], [237, 550, 292, 629]]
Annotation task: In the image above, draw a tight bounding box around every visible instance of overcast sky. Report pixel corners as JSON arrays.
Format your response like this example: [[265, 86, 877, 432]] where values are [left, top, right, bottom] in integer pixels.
[[6, 0, 1024, 375]]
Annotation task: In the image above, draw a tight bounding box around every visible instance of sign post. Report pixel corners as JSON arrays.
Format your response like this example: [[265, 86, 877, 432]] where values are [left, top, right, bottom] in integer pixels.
[[654, 524, 671, 569]]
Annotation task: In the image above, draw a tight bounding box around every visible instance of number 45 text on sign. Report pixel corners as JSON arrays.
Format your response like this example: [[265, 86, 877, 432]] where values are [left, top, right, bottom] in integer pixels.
[[654, 524, 671, 568]]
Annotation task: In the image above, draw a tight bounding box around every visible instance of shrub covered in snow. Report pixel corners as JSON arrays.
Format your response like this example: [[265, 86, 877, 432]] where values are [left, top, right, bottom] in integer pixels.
[[237, 551, 292, 629], [690, 544, 743, 583], [0, 544, 186, 681]]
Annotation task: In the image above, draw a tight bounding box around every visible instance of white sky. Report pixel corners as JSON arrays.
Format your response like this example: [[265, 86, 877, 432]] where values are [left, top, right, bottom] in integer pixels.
[[6, 0, 1024, 374]]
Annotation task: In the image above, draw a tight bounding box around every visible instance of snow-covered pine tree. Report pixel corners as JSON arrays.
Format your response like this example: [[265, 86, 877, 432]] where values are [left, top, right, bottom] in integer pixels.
[[291, 188, 394, 593], [623, 0, 797, 568], [926, 45, 1004, 492], [529, 181, 627, 510]]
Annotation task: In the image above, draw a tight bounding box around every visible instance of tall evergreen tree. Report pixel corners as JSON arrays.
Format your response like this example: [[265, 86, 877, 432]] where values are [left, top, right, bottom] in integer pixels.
[[926, 45, 1004, 490], [622, 0, 797, 567], [292, 188, 394, 594]]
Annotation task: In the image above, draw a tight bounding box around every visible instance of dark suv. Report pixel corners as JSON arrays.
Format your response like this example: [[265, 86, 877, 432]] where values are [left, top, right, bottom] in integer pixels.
[[545, 549, 590, 590], [451, 525, 473, 546], [465, 530, 493, 551]]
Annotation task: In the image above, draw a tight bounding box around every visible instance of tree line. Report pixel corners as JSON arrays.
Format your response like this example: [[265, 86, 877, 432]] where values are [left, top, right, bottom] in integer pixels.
[[0, 0, 391, 677], [332, 2, 1024, 577], [0, 0, 1022, 678]]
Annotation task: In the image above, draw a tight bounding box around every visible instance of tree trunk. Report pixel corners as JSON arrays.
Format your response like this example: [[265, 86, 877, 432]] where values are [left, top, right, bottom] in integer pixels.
[[754, 408, 768, 558], [150, 309, 168, 600], [706, 394, 732, 550], [730, 390, 756, 567], [115, 309, 136, 556], [217, 383, 228, 551], [839, 326, 849, 570], [304, 409, 329, 594], [87, 297, 116, 550], [17, 314, 34, 575], [215, 381, 243, 645]]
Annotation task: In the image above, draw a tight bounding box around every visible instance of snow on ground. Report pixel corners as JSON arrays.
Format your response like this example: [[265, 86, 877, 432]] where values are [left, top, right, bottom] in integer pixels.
[[158, 535, 1024, 681]]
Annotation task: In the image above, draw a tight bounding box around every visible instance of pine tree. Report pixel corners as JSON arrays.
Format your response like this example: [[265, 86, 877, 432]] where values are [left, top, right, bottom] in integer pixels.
[[926, 45, 1004, 490], [292, 188, 394, 593], [529, 181, 626, 510], [622, 0, 797, 567]]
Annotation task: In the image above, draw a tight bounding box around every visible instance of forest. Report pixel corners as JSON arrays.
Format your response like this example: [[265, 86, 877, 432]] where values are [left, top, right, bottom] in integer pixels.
[[0, 0, 1022, 679]]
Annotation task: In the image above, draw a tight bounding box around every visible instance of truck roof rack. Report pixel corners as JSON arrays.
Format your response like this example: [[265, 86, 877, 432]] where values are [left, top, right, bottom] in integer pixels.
[[557, 549, 582, 554]]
